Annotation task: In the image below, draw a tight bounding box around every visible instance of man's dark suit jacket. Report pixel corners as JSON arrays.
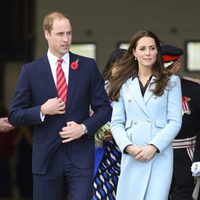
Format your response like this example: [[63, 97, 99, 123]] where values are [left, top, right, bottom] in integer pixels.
[[9, 52, 112, 174]]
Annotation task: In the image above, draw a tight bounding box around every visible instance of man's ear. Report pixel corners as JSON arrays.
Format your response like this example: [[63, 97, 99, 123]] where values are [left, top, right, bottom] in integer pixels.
[[44, 30, 50, 40]]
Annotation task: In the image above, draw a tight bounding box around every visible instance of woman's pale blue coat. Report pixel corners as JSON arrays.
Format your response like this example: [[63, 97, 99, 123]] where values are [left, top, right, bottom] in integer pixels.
[[111, 75, 182, 200]]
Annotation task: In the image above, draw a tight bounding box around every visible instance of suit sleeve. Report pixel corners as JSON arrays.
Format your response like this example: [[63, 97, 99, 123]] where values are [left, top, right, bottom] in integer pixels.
[[8, 65, 42, 126], [82, 60, 112, 136]]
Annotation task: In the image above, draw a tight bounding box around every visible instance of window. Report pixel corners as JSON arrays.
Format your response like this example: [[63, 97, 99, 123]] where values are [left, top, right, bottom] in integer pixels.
[[185, 41, 200, 72], [70, 43, 96, 60], [118, 42, 129, 49]]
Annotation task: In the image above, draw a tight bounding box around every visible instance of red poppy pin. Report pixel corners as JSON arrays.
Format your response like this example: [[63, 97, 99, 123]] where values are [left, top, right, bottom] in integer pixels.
[[70, 59, 79, 70], [182, 96, 191, 115]]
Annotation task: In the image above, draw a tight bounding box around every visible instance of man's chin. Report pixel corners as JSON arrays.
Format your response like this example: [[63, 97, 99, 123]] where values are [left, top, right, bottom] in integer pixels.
[[59, 49, 69, 55]]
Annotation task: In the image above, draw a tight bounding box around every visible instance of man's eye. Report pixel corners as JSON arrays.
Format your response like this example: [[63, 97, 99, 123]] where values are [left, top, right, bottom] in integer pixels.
[[57, 33, 63, 36]]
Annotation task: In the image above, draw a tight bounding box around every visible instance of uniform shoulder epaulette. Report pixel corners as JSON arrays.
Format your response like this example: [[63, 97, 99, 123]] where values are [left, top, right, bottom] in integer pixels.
[[182, 76, 200, 84]]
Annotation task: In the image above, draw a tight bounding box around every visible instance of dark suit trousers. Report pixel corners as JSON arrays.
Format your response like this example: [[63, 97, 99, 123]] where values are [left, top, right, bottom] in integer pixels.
[[169, 149, 195, 200], [33, 144, 93, 200]]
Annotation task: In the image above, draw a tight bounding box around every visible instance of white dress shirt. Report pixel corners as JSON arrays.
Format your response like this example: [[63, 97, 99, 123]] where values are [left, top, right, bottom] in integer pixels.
[[47, 50, 70, 84], [40, 51, 70, 121]]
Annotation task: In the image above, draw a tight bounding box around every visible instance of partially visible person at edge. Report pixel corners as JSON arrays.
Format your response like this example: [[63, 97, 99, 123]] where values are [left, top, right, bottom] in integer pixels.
[[109, 30, 182, 200], [0, 104, 15, 198], [8, 11, 112, 200], [0, 117, 14, 133], [93, 49, 126, 200], [160, 44, 200, 200]]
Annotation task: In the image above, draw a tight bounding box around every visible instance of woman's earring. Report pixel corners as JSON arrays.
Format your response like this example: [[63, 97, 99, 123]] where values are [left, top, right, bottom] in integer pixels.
[[135, 57, 137, 60]]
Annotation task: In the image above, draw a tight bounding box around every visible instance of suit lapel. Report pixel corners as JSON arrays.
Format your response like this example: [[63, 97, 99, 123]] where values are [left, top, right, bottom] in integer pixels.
[[66, 52, 79, 114], [42, 55, 58, 97]]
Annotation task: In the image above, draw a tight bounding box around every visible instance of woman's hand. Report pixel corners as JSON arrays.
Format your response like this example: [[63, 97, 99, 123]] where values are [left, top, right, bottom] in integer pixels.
[[125, 144, 142, 157], [135, 145, 157, 162]]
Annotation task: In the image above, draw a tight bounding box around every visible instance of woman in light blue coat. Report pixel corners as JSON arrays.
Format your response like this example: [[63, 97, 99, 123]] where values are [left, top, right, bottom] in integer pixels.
[[108, 30, 182, 200]]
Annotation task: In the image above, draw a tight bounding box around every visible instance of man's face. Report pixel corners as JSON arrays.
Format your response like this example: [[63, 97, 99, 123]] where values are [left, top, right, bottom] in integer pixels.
[[44, 18, 72, 58]]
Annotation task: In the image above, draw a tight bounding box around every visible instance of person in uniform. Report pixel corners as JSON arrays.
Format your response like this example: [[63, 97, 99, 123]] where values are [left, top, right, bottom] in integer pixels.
[[161, 44, 200, 200]]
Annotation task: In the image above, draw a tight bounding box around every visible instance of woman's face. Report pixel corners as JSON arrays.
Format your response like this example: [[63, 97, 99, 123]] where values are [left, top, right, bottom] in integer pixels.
[[133, 36, 158, 68], [111, 65, 120, 78]]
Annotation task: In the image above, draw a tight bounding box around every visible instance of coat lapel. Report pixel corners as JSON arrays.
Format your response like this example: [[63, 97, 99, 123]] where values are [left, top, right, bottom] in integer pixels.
[[127, 78, 150, 116], [143, 76, 156, 104]]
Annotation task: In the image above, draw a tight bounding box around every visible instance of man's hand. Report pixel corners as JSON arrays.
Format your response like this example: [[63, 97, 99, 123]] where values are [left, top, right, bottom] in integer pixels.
[[59, 121, 85, 143], [41, 97, 65, 115], [0, 117, 14, 133]]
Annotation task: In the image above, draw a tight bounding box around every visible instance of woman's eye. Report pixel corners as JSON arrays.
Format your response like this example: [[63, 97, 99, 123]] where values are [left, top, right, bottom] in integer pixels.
[[139, 47, 145, 51], [150, 47, 156, 50]]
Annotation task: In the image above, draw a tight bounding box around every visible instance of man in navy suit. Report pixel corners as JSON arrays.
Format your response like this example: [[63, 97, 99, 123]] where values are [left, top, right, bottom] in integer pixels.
[[8, 11, 112, 200]]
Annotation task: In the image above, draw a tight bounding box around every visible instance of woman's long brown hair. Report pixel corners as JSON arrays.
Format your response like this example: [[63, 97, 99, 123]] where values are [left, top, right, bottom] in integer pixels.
[[108, 30, 169, 101]]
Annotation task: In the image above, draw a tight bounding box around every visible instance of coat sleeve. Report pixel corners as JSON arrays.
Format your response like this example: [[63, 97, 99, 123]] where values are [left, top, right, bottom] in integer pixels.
[[110, 89, 133, 152], [150, 75, 182, 152]]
